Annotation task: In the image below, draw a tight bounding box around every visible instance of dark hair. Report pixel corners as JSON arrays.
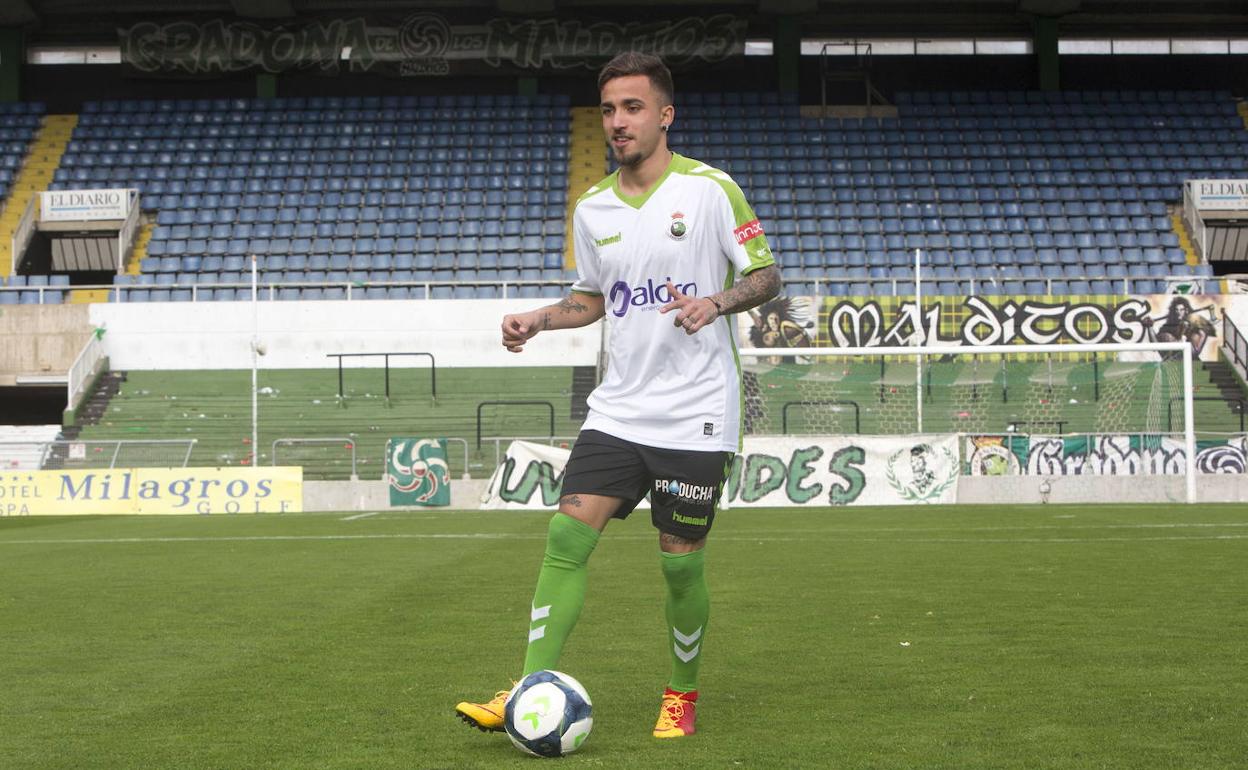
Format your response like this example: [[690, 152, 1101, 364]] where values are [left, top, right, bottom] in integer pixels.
[[597, 51, 674, 106]]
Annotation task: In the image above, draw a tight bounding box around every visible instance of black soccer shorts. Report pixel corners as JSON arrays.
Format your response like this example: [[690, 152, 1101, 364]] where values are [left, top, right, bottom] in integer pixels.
[[560, 429, 734, 540]]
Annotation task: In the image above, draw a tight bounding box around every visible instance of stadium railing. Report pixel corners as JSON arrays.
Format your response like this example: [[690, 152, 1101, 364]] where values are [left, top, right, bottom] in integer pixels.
[[67, 331, 107, 417], [0, 439, 196, 470], [272, 437, 357, 479], [0, 273, 1217, 306]]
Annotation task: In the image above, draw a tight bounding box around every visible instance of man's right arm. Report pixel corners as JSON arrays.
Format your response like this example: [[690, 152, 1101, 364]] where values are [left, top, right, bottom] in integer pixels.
[[501, 291, 605, 353]]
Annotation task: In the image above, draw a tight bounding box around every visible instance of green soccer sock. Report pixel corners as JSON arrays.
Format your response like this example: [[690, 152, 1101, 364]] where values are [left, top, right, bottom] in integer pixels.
[[661, 548, 710, 692], [521, 513, 600, 675]]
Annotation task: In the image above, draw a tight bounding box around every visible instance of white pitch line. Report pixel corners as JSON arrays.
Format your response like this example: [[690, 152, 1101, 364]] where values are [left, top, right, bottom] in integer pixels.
[[340, 511, 381, 521], [0, 533, 1247, 546], [718, 521, 1248, 534]]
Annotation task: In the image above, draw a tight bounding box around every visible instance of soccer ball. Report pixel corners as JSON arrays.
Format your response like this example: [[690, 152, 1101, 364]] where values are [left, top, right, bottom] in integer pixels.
[[504, 670, 593, 757]]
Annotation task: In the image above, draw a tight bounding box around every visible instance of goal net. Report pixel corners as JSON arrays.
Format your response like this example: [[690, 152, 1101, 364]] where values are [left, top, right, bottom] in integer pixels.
[[738, 342, 1197, 501]]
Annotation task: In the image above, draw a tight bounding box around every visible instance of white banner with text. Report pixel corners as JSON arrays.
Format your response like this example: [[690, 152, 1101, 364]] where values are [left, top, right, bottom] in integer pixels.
[[480, 435, 960, 509], [40, 188, 136, 222]]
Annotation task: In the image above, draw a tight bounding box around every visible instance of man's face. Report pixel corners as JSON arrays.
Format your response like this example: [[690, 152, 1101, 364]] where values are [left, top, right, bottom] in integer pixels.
[[600, 74, 671, 168], [911, 453, 928, 474]]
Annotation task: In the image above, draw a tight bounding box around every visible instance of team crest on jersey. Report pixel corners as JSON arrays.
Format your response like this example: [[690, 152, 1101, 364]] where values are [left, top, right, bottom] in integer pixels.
[[668, 211, 687, 241]]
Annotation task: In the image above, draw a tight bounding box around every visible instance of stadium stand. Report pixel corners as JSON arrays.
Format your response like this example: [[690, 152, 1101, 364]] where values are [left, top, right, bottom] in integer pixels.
[[0, 103, 43, 203], [22, 89, 1243, 301], [0, 273, 68, 304], [668, 89, 1242, 297], [0, 102, 49, 277], [50, 94, 573, 300]]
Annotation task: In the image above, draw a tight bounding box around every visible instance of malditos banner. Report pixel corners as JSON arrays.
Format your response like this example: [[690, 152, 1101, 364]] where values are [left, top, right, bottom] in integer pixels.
[[481, 436, 959, 509], [739, 293, 1229, 362], [0, 467, 302, 516]]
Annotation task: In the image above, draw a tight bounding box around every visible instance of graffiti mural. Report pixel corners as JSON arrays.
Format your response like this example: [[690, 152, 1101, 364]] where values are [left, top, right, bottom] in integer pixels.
[[965, 434, 1248, 476]]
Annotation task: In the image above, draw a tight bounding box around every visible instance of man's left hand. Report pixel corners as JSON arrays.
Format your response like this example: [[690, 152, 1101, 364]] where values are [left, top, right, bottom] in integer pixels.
[[659, 281, 719, 335]]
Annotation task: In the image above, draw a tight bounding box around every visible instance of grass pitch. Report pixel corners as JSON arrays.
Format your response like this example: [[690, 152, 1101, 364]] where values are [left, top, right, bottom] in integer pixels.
[[1, 504, 1245, 769]]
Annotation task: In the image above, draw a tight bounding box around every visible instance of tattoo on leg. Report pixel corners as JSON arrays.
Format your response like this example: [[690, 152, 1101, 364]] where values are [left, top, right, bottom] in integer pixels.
[[660, 532, 701, 547], [560, 495, 583, 508]]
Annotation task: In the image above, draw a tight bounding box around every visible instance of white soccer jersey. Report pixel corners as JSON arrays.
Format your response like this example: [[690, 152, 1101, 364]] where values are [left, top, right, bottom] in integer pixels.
[[571, 153, 775, 452]]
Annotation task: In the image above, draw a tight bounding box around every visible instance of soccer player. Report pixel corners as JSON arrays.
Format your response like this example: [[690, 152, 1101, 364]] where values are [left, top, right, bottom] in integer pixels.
[[455, 51, 780, 739]]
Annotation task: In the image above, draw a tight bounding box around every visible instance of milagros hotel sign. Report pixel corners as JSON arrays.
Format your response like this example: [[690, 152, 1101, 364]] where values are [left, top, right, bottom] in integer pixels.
[[120, 13, 746, 77], [40, 188, 136, 223]]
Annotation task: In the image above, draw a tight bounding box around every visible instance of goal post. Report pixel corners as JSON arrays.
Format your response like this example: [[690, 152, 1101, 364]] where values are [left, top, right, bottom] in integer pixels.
[[737, 341, 1196, 504]]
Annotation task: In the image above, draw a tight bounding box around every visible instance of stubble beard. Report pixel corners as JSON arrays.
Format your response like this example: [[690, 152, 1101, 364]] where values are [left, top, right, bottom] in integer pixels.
[[613, 145, 644, 167]]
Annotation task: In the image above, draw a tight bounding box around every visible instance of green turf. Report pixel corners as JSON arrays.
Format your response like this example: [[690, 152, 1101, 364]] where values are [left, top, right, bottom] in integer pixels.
[[1, 505, 1245, 769]]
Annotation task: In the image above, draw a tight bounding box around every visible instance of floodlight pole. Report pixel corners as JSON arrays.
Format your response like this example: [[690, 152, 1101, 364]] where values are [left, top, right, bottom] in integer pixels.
[[251, 254, 259, 466], [914, 248, 923, 433]]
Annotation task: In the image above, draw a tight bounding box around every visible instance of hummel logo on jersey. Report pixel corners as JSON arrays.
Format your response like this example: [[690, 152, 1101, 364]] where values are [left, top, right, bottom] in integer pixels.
[[595, 232, 622, 247], [608, 277, 697, 318], [733, 219, 764, 245]]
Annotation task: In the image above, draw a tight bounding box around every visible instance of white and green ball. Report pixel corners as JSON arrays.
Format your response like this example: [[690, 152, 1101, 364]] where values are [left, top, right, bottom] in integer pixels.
[[504, 670, 593, 757]]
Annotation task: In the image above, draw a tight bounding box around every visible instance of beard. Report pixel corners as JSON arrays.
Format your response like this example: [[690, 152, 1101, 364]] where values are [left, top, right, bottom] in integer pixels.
[[612, 144, 644, 167], [610, 134, 650, 167]]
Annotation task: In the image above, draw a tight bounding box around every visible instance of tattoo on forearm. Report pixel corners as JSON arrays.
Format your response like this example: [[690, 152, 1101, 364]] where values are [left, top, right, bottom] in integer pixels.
[[560, 495, 583, 508], [712, 265, 781, 315], [554, 295, 588, 314]]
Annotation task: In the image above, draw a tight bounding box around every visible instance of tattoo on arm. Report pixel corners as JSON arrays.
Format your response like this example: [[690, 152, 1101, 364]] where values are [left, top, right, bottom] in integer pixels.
[[554, 294, 588, 314], [710, 265, 781, 316]]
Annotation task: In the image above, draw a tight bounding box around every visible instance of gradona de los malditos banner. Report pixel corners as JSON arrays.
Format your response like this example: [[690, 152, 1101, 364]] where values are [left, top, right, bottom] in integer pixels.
[[481, 436, 960, 509]]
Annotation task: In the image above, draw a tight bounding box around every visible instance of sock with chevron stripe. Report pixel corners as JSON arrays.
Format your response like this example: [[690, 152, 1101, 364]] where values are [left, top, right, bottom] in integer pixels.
[[521, 513, 600, 675], [661, 548, 709, 692]]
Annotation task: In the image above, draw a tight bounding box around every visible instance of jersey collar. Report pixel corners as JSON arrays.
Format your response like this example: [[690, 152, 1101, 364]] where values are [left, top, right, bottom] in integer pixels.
[[612, 152, 680, 210]]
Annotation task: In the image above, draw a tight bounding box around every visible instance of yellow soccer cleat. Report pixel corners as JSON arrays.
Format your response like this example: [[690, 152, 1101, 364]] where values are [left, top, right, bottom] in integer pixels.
[[455, 686, 513, 732], [653, 687, 698, 738]]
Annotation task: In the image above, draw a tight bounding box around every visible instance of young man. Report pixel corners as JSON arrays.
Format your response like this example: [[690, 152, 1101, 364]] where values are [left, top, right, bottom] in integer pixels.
[[455, 51, 780, 739]]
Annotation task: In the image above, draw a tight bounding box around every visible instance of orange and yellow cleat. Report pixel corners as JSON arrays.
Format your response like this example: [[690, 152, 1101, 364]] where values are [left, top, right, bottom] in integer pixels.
[[653, 687, 698, 738], [454, 686, 512, 732]]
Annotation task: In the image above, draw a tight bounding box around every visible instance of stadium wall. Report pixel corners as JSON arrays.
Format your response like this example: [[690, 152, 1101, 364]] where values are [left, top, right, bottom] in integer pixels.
[[959, 474, 1248, 504], [304, 479, 491, 512], [297, 475, 1248, 513], [86, 300, 602, 370], [1227, 298, 1248, 334], [0, 305, 92, 385]]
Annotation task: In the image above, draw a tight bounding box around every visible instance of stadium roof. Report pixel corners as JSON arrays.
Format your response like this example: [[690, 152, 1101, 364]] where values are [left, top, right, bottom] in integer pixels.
[[3, 0, 1247, 39]]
